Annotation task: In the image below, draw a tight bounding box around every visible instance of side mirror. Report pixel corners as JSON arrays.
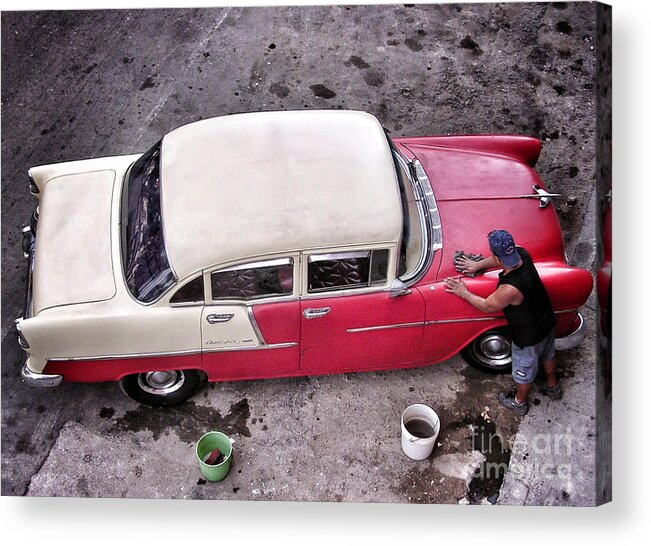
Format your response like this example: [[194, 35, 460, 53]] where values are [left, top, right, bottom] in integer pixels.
[[389, 278, 411, 298]]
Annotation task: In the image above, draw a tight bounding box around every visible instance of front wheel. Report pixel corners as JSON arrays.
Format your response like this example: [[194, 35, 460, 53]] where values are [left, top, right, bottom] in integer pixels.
[[119, 369, 207, 407], [461, 329, 513, 374]]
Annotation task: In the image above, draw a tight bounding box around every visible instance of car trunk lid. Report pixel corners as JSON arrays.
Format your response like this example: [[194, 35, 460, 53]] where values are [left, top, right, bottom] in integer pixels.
[[32, 170, 117, 314]]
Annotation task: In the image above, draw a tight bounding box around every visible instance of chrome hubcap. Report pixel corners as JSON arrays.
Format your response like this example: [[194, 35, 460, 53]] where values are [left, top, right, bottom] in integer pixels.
[[473, 333, 512, 369], [137, 370, 185, 395]]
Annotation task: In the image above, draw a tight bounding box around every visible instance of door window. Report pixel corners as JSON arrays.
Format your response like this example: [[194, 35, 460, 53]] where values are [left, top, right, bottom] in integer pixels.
[[170, 275, 204, 304], [307, 249, 389, 293], [210, 258, 294, 301]]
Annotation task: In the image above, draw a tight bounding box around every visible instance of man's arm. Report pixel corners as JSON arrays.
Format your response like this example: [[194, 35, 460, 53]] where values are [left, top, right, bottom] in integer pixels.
[[444, 277, 523, 313]]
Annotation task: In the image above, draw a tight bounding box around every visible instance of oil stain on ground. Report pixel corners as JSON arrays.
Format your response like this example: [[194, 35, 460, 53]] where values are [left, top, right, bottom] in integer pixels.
[[309, 84, 336, 99], [110, 399, 251, 443]]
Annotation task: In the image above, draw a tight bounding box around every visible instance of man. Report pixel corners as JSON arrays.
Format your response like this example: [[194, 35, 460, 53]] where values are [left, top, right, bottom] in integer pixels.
[[444, 229, 562, 416]]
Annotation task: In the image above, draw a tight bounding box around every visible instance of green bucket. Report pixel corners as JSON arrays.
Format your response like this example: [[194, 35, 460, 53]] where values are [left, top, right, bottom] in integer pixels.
[[195, 431, 234, 482]]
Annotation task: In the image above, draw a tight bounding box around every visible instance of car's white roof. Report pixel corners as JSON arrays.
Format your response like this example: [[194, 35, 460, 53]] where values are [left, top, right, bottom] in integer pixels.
[[160, 110, 403, 279]]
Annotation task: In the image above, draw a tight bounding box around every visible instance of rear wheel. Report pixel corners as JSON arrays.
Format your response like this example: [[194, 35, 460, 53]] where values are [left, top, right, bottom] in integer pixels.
[[119, 369, 207, 407], [461, 329, 513, 374]]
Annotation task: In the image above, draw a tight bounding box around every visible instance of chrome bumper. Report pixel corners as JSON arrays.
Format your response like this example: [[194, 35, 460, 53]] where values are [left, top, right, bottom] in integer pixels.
[[21, 360, 62, 388], [554, 312, 587, 351]]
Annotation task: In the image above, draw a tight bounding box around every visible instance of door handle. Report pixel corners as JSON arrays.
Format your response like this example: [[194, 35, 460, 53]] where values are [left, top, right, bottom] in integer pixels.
[[303, 307, 331, 319], [206, 313, 234, 324]]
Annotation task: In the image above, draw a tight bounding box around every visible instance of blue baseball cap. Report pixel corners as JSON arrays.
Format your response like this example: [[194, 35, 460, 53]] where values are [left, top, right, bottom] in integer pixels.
[[488, 229, 522, 268]]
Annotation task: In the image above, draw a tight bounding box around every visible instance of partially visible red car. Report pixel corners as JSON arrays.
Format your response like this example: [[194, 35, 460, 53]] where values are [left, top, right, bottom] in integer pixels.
[[16, 111, 592, 406]]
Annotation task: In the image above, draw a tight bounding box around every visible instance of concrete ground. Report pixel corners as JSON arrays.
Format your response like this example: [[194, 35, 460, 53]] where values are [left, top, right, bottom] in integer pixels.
[[1, 2, 608, 504]]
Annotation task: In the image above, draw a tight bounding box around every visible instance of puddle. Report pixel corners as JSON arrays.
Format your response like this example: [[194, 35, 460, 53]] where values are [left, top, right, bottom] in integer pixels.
[[465, 415, 511, 504]]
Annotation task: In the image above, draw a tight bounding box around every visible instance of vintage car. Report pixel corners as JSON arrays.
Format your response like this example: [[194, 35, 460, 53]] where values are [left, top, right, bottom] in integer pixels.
[[15, 110, 592, 406]]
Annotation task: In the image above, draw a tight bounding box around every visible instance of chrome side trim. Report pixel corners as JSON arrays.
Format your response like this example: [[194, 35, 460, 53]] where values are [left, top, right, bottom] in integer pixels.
[[349, 308, 580, 333], [554, 308, 578, 315], [246, 306, 267, 345], [47, 340, 299, 362], [48, 348, 202, 362], [426, 316, 503, 326], [347, 321, 423, 334], [21, 360, 62, 388], [349, 308, 578, 332], [203, 342, 298, 354]]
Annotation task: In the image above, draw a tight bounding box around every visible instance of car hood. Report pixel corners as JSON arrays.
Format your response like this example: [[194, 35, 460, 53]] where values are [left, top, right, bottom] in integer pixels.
[[402, 142, 566, 280], [32, 169, 119, 314]]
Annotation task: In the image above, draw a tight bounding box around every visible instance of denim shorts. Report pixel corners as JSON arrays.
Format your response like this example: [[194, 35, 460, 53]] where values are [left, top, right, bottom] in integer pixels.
[[511, 329, 556, 384]]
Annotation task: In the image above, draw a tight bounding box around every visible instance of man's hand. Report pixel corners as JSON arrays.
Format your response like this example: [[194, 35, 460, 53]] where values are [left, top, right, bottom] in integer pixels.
[[445, 276, 469, 298], [454, 255, 481, 276]]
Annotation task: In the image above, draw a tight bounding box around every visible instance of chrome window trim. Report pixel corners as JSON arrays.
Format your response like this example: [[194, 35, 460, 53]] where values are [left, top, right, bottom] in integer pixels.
[[120, 144, 179, 306], [219, 257, 293, 273], [169, 301, 205, 308], [300, 285, 390, 300], [308, 251, 370, 263], [392, 151, 438, 287]]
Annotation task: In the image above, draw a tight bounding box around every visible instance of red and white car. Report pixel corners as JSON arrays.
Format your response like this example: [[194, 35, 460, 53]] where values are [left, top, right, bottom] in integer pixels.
[[16, 110, 592, 406]]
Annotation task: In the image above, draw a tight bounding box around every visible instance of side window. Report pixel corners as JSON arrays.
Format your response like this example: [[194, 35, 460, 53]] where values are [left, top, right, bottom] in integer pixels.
[[308, 249, 389, 293], [170, 276, 204, 304], [211, 258, 294, 301]]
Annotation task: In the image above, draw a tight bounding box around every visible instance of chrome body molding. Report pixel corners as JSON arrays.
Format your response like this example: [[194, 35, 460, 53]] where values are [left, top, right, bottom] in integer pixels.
[[347, 321, 423, 334], [246, 305, 267, 344], [554, 308, 579, 315], [47, 341, 299, 362], [426, 316, 503, 326], [202, 342, 298, 354], [554, 312, 587, 351], [47, 348, 202, 362], [21, 360, 62, 388], [424, 309, 578, 327]]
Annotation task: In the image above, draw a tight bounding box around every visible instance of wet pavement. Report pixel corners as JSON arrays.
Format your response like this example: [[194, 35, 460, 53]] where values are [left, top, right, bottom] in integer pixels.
[[1, 2, 606, 504]]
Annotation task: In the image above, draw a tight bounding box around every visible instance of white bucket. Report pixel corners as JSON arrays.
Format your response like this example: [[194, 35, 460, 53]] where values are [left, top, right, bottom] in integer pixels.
[[401, 404, 441, 460]]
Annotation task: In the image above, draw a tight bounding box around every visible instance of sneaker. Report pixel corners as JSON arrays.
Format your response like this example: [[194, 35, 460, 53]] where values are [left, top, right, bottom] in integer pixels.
[[498, 391, 529, 416], [540, 381, 563, 400]]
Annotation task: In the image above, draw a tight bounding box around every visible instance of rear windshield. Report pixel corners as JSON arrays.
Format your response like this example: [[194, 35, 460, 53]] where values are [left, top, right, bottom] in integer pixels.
[[121, 141, 176, 303]]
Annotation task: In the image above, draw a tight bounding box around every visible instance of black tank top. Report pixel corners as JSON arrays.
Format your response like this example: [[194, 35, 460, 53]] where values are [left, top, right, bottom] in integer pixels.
[[497, 247, 555, 347]]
